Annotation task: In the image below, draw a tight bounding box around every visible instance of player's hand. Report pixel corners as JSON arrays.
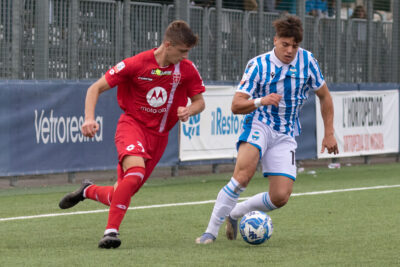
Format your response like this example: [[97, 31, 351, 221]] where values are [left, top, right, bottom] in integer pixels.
[[261, 93, 282, 107], [81, 119, 99, 138], [321, 134, 339, 154], [177, 106, 190, 122]]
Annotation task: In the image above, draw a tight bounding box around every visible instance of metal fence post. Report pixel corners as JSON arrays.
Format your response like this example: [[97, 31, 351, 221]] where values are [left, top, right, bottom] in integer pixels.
[[34, 0, 49, 79], [174, 0, 189, 22], [335, 0, 342, 82], [67, 172, 76, 183], [161, 4, 169, 38], [392, 0, 399, 83], [123, 0, 131, 59], [257, 0, 264, 55], [9, 177, 18, 187], [345, 19, 352, 82], [115, 1, 123, 61], [366, 0, 373, 83], [11, 0, 22, 79], [202, 7, 209, 78], [171, 165, 179, 177], [68, 0, 79, 79], [212, 163, 219, 174], [242, 12, 249, 68], [375, 19, 382, 82], [215, 0, 222, 80], [296, 0, 305, 38], [312, 17, 320, 57]]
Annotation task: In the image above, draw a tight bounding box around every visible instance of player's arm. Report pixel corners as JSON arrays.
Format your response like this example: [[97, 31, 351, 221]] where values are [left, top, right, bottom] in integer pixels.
[[315, 83, 339, 154], [81, 76, 112, 137], [177, 93, 205, 122], [231, 92, 282, 114]]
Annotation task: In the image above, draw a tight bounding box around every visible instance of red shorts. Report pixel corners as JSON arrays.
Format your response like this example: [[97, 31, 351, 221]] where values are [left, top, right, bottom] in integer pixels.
[[115, 114, 169, 184]]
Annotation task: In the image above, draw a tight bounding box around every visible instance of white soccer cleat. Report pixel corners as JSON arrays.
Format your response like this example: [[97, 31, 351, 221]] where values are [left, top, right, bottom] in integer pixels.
[[195, 233, 216, 244]]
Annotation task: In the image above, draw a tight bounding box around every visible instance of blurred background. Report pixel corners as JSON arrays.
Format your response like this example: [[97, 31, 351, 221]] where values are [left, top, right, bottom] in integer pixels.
[[0, 0, 398, 83]]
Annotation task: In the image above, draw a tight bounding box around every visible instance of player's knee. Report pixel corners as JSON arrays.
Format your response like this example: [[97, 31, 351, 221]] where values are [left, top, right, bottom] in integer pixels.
[[270, 191, 291, 208]]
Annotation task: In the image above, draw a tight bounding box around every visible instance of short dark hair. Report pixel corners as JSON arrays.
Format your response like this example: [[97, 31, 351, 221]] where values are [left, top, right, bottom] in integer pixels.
[[273, 15, 303, 44], [164, 20, 199, 47]]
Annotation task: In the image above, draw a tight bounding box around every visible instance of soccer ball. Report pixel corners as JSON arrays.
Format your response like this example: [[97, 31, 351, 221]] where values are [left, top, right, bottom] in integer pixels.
[[239, 211, 273, 245]]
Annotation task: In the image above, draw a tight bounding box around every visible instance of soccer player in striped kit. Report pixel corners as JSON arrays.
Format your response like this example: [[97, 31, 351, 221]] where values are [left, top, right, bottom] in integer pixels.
[[58, 20, 205, 249], [196, 14, 338, 244]]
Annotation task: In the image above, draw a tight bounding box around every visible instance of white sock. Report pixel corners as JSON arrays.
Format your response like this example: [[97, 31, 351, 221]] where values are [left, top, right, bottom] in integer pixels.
[[104, 228, 118, 235], [82, 185, 93, 198], [230, 192, 277, 220], [205, 177, 245, 237]]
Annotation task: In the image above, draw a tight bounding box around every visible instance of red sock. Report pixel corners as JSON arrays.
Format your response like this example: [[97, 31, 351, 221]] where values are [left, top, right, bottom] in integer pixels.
[[85, 185, 114, 206], [106, 166, 145, 231]]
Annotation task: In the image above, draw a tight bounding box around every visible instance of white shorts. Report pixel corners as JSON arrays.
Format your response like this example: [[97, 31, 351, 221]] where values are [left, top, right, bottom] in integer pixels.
[[237, 119, 298, 180]]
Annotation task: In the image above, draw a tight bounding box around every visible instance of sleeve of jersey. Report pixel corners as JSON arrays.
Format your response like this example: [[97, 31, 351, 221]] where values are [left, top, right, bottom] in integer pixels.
[[104, 59, 132, 88], [186, 63, 206, 98], [308, 53, 325, 91], [236, 61, 259, 96]]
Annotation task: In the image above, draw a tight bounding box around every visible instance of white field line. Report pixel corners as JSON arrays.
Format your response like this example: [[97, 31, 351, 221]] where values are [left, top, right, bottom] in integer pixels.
[[1, 184, 399, 222]]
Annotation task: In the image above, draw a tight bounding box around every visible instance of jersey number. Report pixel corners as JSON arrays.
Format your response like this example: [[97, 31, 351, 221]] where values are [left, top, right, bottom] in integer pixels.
[[290, 150, 295, 165]]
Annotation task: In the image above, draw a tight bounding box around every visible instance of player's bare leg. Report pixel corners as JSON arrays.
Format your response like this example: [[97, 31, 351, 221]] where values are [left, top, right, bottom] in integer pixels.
[[224, 142, 260, 241], [197, 142, 258, 244], [268, 176, 293, 208]]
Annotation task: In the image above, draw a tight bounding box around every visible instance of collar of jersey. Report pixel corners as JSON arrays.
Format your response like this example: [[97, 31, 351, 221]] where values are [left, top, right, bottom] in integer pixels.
[[270, 48, 298, 68]]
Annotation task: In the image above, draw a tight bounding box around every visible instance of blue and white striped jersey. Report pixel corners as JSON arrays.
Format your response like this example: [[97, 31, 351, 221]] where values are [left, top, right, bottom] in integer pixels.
[[237, 47, 325, 137]]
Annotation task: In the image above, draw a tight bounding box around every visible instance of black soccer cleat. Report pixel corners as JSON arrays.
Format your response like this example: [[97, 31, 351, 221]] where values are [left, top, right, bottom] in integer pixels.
[[58, 179, 93, 209], [98, 232, 121, 249]]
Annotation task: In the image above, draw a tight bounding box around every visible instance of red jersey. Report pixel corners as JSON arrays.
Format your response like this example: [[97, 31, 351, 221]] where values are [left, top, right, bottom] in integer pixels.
[[105, 48, 205, 134]]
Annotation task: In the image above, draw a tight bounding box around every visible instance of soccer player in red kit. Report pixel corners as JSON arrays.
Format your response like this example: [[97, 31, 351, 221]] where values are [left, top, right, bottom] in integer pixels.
[[58, 20, 205, 249]]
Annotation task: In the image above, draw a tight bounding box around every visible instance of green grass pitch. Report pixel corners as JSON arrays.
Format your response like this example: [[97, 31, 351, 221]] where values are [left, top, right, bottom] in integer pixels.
[[1, 163, 400, 266]]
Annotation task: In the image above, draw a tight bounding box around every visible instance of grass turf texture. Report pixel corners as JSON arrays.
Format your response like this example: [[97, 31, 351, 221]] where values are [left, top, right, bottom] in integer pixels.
[[1, 163, 400, 266]]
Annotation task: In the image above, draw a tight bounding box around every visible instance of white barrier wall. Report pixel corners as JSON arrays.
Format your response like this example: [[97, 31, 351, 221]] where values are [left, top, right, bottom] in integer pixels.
[[316, 90, 399, 158], [179, 85, 244, 161], [179, 87, 399, 162]]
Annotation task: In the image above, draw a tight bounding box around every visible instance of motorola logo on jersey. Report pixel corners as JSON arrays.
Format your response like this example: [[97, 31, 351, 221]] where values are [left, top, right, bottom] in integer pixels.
[[146, 87, 167, 108]]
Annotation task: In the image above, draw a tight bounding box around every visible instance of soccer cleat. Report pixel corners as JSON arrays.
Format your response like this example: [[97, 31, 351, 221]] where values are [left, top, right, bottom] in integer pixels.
[[98, 232, 121, 249], [225, 215, 238, 240], [58, 179, 93, 209], [195, 233, 216, 244]]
